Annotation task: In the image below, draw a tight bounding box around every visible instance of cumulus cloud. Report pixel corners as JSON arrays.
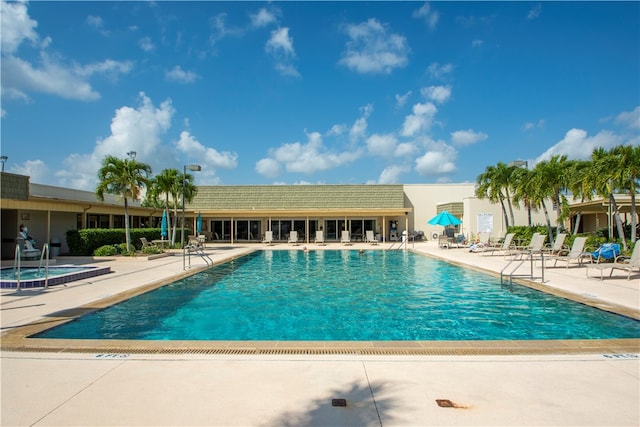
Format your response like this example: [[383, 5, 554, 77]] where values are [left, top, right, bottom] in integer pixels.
[[138, 36, 155, 52], [412, 2, 439, 31], [56, 93, 175, 190], [339, 18, 409, 74], [450, 129, 488, 146], [265, 27, 299, 77], [165, 65, 199, 83], [427, 62, 454, 81], [523, 119, 545, 131], [85, 15, 109, 36], [615, 105, 640, 130], [8, 159, 50, 184], [1, 1, 132, 103], [378, 164, 408, 184], [420, 85, 451, 103], [256, 131, 362, 178], [535, 128, 623, 164], [175, 131, 238, 175], [367, 133, 398, 157], [250, 8, 278, 28], [349, 104, 372, 142], [401, 102, 437, 137], [0, 0, 38, 54], [395, 91, 411, 108], [415, 143, 457, 176]]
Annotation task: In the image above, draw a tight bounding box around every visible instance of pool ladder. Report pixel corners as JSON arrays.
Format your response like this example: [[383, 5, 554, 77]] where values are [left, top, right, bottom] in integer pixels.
[[500, 250, 545, 285], [186, 244, 213, 268], [13, 243, 50, 291]]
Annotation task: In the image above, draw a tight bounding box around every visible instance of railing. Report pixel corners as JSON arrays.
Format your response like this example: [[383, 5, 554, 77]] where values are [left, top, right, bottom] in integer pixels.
[[500, 250, 545, 285], [13, 245, 21, 290], [12, 243, 50, 291], [187, 244, 213, 268]]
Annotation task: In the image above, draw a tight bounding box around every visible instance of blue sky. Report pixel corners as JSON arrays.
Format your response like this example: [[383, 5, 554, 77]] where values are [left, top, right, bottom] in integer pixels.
[[1, 1, 639, 191]]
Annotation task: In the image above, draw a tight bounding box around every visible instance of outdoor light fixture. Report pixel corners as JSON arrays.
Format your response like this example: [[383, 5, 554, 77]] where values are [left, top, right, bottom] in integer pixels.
[[182, 164, 202, 270], [0, 155, 7, 172], [126, 151, 136, 159]]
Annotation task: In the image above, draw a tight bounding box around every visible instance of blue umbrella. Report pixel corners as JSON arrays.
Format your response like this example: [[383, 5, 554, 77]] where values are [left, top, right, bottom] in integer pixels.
[[428, 211, 462, 226], [161, 209, 168, 239], [196, 212, 202, 235]]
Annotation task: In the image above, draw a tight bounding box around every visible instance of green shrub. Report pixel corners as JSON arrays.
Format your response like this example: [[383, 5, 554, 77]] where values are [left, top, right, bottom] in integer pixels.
[[93, 245, 118, 256], [64, 228, 189, 256], [141, 246, 163, 255]]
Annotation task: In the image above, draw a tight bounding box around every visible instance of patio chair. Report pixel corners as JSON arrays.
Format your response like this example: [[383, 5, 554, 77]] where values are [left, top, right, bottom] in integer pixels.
[[543, 233, 568, 255], [140, 237, 157, 250], [365, 230, 379, 244], [546, 237, 588, 268], [262, 231, 274, 245], [341, 230, 352, 245], [288, 230, 299, 245], [479, 233, 515, 256], [586, 243, 640, 280], [585, 243, 621, 264], [315, 230, 326, 245]]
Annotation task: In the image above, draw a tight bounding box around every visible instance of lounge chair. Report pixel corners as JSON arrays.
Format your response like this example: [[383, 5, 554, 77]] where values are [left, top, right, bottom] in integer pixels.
[[188, 235, 202, 249], [262, 231, 274, 245], [365, 230, 378, 245], [585, 243, 621, 263], [438, 234, 450, 249], [586, 243, 640, 280], [479, 233, 515, 256], [546, 237, 588, 268], [140, 237, 157, 249], [341, 230, 352, 245], [543, 233, 568, 255], [288, 230, 299, 245], [315, 230, 325, 245]]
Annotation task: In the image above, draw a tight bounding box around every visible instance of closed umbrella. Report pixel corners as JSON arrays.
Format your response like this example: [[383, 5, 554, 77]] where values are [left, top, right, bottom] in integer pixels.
[[428, 211, 462, 226], [196, 212, 202, 235], [161, 209, 168, 239]]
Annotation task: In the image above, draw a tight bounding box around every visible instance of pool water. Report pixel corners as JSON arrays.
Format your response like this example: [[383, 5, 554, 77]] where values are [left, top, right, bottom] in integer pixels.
[[35, 250, 640, 341], [1, 266, 92, 280]]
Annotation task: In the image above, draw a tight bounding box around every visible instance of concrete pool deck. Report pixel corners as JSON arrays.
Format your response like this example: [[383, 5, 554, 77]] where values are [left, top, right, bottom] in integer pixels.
[[1, 241, 639, 426]]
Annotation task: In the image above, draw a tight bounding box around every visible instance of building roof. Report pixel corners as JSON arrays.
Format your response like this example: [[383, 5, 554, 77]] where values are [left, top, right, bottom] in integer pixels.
[[189, 185, 406, 211]]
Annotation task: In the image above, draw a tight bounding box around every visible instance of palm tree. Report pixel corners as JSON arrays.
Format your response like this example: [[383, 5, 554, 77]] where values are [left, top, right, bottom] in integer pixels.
[[529, 160, 557, 245], [180, 171, 199, 243], [588, 147, 627, 250], [610, 144, 640, 243], [511, 167, 536, 226], [565, 159, 592, 234], [476, 162, 516, 229], [95, 155, 152, 251], [149, 169, 181, 245]]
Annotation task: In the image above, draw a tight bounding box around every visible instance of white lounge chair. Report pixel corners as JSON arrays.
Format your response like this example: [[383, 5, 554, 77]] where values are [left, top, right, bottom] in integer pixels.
[[288, 230, 299, 245], [479, 233, 515, 256], [262, 231, 274, 245], [140, 237, 157, 249], [546, 237, 588, 268], [586, 242, 640, 280], [365, 230, 378, 245], [341, 230, 352, 245], [315, 230, 325, 245], [543, 233, 568, 255]]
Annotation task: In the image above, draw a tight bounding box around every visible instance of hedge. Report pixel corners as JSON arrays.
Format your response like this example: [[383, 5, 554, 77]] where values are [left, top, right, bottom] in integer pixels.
[[65, 228, 190, 256]]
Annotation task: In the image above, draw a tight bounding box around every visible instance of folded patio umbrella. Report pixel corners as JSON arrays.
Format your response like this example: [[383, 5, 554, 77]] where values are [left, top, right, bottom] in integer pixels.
[[161, 209, 168, 239]]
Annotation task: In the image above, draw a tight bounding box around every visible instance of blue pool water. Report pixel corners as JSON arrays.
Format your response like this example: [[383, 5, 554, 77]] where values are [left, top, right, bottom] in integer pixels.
[[1, 265, 111, 289], [35, 250, 640, 341], [0, 266, 92, 280]]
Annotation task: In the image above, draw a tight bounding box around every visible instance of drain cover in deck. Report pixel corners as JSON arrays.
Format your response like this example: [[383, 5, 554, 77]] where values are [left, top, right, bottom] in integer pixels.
[[332, 399, 347, 407]]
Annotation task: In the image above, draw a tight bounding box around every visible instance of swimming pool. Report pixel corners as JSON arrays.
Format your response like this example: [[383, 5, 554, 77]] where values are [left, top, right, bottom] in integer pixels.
[[0, 265, 111, 289], [34, 250, 640, 341]]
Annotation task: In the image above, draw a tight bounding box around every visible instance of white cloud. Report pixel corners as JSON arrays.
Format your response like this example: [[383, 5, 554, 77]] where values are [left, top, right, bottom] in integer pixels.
[[395, 142, 418, 158], [86, 15, 109, 36], [535, 128, 622, 164], [175, 131, 238, 171], [367, 133, 398, 157], [401, 102, 437, 137], [450, 129, 487, 146], [138, 36, 155, 52], [378, 164, 408, 184], [427, 62, 454, 81], [55, 93, 175, 190], [615, 105, 640, 130], [527, 4, 542, 20], [0, 0, 38, 54], [165, 65, 199, 83], [395, 91, 411, 108], [349, 104, 372, 142], [266, 27, 295, 57], [472, 39, 484, 48], [339, 18, 409, 74], [415, 144, 457, 176], [420, 85, 451, 103], [8, 159, 49, 184], [412, 2, 439, 31], [274, 63, 300, 78], [256, 131, 362, 177], [74, 59, 133, 78], [250, 8, 277, 28], [523, 119, 545, 131]]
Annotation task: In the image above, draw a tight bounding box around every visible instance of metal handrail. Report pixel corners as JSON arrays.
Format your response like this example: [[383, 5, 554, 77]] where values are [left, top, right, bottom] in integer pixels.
[[13, 245, 21, 290], [38, 243, 50, 289], [500, 250, 545, 284]]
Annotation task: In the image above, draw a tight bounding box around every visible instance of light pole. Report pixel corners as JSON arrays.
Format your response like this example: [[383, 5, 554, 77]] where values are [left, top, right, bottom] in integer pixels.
[[0, 155, 7, 172], [182, 164, 201, 269]]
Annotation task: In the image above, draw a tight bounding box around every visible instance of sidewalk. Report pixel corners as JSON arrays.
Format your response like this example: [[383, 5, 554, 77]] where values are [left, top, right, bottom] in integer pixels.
[[1, 241, 639, 426]]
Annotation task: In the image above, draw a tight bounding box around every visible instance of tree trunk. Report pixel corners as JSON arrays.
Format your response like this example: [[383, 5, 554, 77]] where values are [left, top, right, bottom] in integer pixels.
[[541, 201, 554, 246], [610, 193, 628, 250], [499, 196, 510, 229], [572, 212, 582, 235], [631, 190, 637, 243], [124, 197, 131, 251]]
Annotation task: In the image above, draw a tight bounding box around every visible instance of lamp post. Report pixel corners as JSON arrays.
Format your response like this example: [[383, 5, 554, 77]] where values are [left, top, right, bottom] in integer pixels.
[[0, 155, 7, 172], [182, 164, 201, 269]]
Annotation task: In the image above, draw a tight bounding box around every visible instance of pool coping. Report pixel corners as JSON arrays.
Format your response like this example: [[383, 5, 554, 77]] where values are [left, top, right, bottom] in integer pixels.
[[1, 248, 639, 356]]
